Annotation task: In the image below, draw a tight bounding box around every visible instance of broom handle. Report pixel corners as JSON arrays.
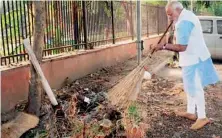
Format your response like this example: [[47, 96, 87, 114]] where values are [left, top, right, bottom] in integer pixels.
[[150, 21, 173, 55], [23, 39, 58, 106]]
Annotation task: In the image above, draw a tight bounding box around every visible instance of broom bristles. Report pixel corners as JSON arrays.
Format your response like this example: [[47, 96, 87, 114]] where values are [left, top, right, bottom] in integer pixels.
[[108, 55, 150, 108], [108, 51, 172, 109]]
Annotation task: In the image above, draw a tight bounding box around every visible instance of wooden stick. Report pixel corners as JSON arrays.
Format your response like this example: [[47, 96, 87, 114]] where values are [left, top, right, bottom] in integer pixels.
[[23, 39, 58, 106], [150, 21, 173, 56]]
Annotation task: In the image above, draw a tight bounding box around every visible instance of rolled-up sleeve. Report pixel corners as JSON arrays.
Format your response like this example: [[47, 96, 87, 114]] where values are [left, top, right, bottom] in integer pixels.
[[176, 20, 194, 46]]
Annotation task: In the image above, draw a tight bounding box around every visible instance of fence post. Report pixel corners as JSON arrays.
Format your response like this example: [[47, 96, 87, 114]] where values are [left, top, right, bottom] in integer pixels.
[[111, 1, 115, 44], [82, 1, 88, 49]]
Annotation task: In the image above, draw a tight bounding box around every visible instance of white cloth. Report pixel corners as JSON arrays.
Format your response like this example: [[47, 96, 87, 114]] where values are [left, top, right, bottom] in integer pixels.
[[187, 90, 206, 119], [175, 9, 211, 67], [186, 61, 206, 119]]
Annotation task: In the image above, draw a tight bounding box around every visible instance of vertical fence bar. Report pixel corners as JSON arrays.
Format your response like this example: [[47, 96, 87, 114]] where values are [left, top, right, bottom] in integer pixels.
[[67, 1, 69, 46], [62, 1, 67, 47], [82, 1, 88, 49], [28, 2, 32, 46], [66, 1, 68, 47], [61, 1, 64, 46], [45, 2, 48, 56], [91, 2, 95, 45], [57, 1, 61, 48], [4, 2, 10, 64], [87, 2, 90, 43], [69, 1, 72, 46], [8, 1, 15, 63], [72, 1, 76, 47], [79, 3, 82, 48], [96, 2, 100, 47], [157, 6, 160, 35], [73, 1, 77, 46], [93, 1, 96, 45], [77, 1, 79, 46], [12, 1, 19, 62], [27, 2, 32, 60], [71, 1, 75, 46], [70, 1, 73, 46], [98, 3, 101, 46], [130, 1, 134, 40], [56, 1, 59, 50], [16, 1, 22, 61], [101, 3, 105, 45], [67, 1, 69, 47], [23, 1, 28, 38], [59, 1, 62, 47], [49, 1, 53, 51], [49, 1, 52, 54], [89, 1, 94, 46], [111, 1, 115, 44], [68, 1, 71, 46], [57, 1, 61, 53], [64, 1, 67, 47], [52, 1, 56, 53], [67, 1, 71, 46], [101, 3, 104, 45], [31, 1, 34, 40], [147, 3, 149, 37], [62, 1, 65, 49], [20, 1, 26, 60], [92, 1, 96, 46], [53, 2, 57, 50], [23, 1, 28, 60], [51, 1, 55, 49], [3, 1, 10, 64], [92, 2, 97, 47], [1, 15, 6, 57], [1, 10, 6, 65]]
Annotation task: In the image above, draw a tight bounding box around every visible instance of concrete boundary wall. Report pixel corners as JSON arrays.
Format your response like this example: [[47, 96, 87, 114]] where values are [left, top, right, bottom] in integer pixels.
[[1, 35, 167, 113]]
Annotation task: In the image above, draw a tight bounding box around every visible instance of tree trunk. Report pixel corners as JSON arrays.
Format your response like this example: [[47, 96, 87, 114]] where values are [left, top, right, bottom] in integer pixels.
[[27, 1, 45, 116]]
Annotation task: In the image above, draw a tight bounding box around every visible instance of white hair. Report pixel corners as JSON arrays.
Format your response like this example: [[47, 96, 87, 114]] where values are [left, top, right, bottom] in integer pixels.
[[166, 1, 183, 11]]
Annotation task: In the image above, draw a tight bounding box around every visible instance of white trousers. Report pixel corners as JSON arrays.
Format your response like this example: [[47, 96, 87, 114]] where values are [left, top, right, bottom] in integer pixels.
[[186, 89, 206, 119]]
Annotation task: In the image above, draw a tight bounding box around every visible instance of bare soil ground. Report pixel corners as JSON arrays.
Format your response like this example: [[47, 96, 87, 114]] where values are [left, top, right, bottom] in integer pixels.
[[142, 60, 222, 138], [17, 53, 222, 138]]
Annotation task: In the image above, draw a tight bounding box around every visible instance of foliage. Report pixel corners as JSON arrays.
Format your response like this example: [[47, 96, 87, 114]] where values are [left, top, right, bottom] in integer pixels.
[[127, 102, 142, 125], [143, 1, 167, 6], [180, 1, 222, 16]]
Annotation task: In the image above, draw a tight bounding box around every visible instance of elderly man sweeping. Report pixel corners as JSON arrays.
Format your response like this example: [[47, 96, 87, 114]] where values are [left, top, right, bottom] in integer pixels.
[[153, 1, 220, 130]]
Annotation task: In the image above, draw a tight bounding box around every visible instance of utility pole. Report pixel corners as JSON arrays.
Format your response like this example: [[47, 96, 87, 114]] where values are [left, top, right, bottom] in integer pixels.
[[136, 0, 141, 65]]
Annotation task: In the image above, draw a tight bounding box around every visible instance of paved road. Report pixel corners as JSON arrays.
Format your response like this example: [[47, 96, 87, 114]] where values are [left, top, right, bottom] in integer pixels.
[[213, 59, 222, 80]]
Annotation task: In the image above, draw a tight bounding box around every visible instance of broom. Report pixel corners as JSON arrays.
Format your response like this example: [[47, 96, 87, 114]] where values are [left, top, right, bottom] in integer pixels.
[[108, 21, 173, 109]]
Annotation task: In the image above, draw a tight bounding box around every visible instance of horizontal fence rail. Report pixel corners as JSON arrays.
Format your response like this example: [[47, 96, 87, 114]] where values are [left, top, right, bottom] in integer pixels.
[[0, 1, 168, 66]]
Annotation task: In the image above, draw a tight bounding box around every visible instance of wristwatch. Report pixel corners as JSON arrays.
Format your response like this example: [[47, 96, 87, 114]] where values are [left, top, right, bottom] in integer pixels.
[[162, 44, 166, 50]]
